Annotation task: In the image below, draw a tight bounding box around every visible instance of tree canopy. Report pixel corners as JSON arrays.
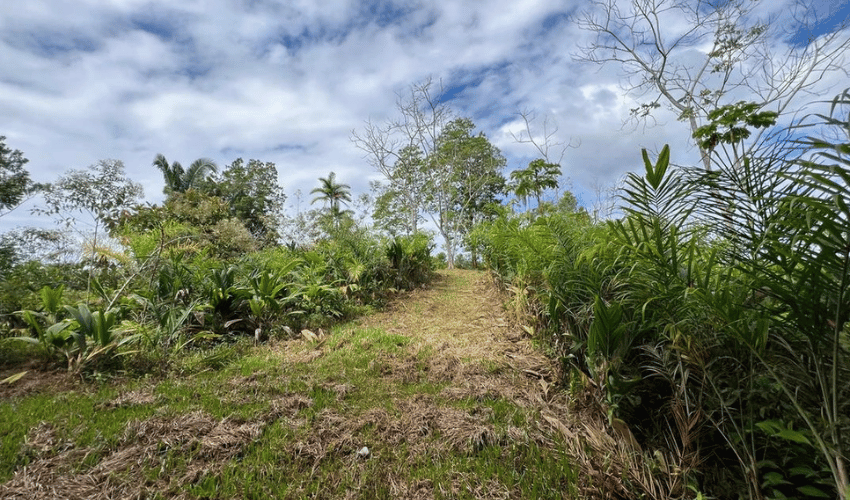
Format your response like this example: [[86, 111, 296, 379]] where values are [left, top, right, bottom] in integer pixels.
[[206, 158, 286, 245], [311, 171, 352, 218], [0, 136, 34, 216], [153, 154, 218, 196]]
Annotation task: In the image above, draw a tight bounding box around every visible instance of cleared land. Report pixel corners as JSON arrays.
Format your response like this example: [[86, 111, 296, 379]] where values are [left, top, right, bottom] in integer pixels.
[[0, 269, 596, 499]]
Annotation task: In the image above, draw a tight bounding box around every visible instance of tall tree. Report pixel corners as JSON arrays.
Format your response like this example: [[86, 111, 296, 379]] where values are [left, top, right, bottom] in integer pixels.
[[352, 78, 451, 235], [371, 145, 428, 234], [206, 158, 286, 244], [574, 0, 850, 170], [426, 118, 507, 268], [153, 154, 217, 196], [0, 136, 35, 216], [310, 171, 352, 223]]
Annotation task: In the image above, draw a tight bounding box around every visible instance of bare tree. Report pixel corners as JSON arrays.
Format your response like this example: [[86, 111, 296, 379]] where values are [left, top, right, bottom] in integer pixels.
[[352, 77, 452, 234], [510, 110, 578, 166], [574, 0, 850, 170]]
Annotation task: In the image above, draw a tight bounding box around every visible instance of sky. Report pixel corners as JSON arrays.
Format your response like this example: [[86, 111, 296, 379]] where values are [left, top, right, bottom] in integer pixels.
[[1, 0, 849, 237]]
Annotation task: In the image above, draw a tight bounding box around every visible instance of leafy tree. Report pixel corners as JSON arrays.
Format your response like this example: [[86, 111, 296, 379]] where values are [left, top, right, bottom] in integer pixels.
[[509, 158, 562, 209], [153, 154, 217, 196], [112, 190, 256, 260], [371, 145, 428, 235], [574, 0, 850, 170], [37, 159, 143, 300], [427, 118, 507, 268], [0, 136, 35, 216], [206, 158, 286, 244], [310, 171, 352, 223], [39, 159, 143, 242]]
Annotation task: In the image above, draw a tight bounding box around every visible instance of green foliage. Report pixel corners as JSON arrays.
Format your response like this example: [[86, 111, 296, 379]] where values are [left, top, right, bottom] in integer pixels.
[[586, 296, 630, 381], [428, 117, 507, 267], [206, 158, 286, 244], [114, 193, 256, 260], [0, 136, 34, 214], [385, 233, 434, 290], [693, 101, 778, 152], [9, 297, 74, 362], [310, 171, 352, 223], [39, 159, 144, 233], [65, 304, 117, 348], [371, 145, 428, 235], [477, 91, 850, 497], [153, 153, 217, 196], [509, 158, 561, 209]]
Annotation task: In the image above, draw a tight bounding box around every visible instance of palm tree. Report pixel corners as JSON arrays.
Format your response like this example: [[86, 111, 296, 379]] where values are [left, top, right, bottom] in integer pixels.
[[153, 154, 218, 196], [310, 171, 352, 218], [509, 159, 561, 209]]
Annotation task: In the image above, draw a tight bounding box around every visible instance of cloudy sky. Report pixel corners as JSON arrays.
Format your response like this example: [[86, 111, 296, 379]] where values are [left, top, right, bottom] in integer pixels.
[[2, 0, 849, 234]]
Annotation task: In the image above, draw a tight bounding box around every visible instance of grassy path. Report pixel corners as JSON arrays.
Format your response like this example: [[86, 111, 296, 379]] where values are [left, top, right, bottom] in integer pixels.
[[1, 269, 581, 499]]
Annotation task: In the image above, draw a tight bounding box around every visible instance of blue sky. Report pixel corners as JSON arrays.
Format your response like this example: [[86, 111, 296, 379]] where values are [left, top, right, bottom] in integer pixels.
[[1, 0, 848, 236]]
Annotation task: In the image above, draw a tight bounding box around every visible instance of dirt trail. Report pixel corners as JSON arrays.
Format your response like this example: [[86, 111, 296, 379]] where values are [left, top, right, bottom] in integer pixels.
[[357, 269, 560, 403], [2, 269, 597, 500]]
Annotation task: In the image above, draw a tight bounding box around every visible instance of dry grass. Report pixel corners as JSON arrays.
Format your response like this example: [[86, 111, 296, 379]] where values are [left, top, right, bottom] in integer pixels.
[[1, 392, 313, 500]]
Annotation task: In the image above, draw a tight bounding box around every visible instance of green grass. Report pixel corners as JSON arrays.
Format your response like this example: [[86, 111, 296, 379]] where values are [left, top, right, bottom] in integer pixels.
[[0, 271, 578, 498]]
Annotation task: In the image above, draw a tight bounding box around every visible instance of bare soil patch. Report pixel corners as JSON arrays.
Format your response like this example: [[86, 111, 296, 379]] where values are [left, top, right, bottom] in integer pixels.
[[0, 362, 78, 401]]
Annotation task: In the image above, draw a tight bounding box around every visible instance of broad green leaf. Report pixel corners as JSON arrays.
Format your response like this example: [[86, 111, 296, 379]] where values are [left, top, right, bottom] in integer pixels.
[[762, 471, 790, 487], [776, 428, 812, 445], [796, 485, 830, 497]]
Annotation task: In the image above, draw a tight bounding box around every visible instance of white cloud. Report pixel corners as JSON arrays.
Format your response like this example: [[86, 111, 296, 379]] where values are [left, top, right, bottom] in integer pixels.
[[1, 0, 847, 236]]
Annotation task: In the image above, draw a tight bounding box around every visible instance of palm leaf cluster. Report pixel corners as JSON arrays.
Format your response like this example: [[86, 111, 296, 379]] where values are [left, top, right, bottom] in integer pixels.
[[476, 91, 850, 499], [153, 154, 218, 196]]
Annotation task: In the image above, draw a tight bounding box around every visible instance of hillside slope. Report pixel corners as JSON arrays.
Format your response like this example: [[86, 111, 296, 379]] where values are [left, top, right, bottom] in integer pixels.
[[1, 270, 629, 499]]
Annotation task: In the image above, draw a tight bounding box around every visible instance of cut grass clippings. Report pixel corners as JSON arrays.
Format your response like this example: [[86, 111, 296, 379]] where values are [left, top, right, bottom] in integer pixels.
[[1, 269, 583, 499]]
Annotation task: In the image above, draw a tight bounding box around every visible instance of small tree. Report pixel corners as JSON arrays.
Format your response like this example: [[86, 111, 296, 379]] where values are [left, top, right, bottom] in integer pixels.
[[37, 159, 143, 300], [0, 136, 36, 217], [510, 158, 562, 209]]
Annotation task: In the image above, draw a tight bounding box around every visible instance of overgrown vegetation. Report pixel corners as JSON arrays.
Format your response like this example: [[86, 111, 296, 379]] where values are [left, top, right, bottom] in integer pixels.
[[0, 147, 436, 380], [3, 63, 850, 496], [475, 91, 850, 499]]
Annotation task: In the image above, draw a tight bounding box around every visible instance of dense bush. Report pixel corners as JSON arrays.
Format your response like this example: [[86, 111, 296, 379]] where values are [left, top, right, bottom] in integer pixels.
[[2, 194, 436, 377], [476, 93, 850, 499]]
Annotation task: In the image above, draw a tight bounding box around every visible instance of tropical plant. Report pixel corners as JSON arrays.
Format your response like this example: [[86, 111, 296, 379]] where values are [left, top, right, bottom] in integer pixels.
[[64, 304, 117, 349], [509, 158, 561, 209], [153, 153, 218, 196], [310, 171, 352, 220], [385, 233, 434, 290], [737, 92, 850, 499], [9, 286, 73, 362]]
